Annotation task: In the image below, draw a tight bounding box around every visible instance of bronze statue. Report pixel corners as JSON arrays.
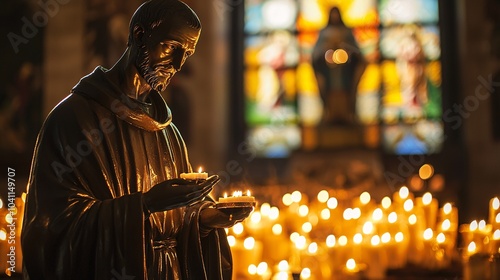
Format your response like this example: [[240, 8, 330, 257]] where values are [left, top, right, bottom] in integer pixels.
[[22, 0, 251, 279]]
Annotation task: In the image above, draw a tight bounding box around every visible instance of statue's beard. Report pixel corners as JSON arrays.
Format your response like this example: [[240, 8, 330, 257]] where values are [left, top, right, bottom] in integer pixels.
[[137, 45, 172, 92]]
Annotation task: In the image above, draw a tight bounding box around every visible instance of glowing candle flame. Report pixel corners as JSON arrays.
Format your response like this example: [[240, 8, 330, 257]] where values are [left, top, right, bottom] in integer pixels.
[[247, 190, 251, 196], [493, 229, 500, 240], [248, 264, 257, 275], [353, 233, 363, 244], [381, 196, 392, 209], [388, 212, 398, 223], [372, 208, 383, 221], [338, 235, 348, 246], [346, 259, 357, 271], [317, 190, 329, 203], [198, 167, 203, 173], [381, 232, 391, 243], [441, 219, 451, 231], [302, 222, 312, 233], [362, 222, 374, 235], [443, 203, 452, 215], [301, 268, 311, 279], [257, 262, 268, 276], [321, 208, 331, 220], [278, 260, 289, 271], [395, 232, 404, 242], [403, 199, 414, 212], [272, 224, 282, 235], [244, 237, 255, 250], [422, 192, 432, 205], [308, 242, 318, 254], [399, 186, 409, 200], [291, 191, 302, 203], [227, 235, 236, 247], [371, 235, 381, 246], [478, 220, 486, 230], [496, 213, 500, 223], [470, 220, 478, 231], [467, 242, 477, 254], [408, 214, 417, 225], [423, 228, 433, 240], [326, 235, 336, 247], [360, 192, 371, 205], [493, 197, 500, 210], [327, 197, 338, 209], [436, 233, 446, 244], [282, 193, 292, 206]]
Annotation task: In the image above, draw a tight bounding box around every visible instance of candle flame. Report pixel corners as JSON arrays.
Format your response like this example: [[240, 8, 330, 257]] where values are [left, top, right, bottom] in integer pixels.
[[478, 220, 486, 230], [223, 192, 227, 198], [248, 264, 257, 275], [278, 260, 289, 271], [467, 242, 477, 254], [399, 186, 409, 199], [395, 232, 404, 242], [272, 224, 282, 235], [388, 212, 398, 223], [372, 208, 383, 221], [362, 222, 374, 235], [408, 214, 417, 225], [346, 259, 357, 270], [381, 196, 392, 209], [246, 190, 251, 196], [360, 192, 371, 205], [326, 235, 336, 247], [327, 197, 338, 209], [308, 242, 318, 254], [317, 190, 329, 203], [403, 199, 414, 212], [338, 235, 348, 246], [470, 220, 478, 231], [301, 268, 311, 279], [198, 167, 203, 173], [496, 213, 500, 223], [494, 229, 500, 240], [243, 237, 255, 250], [437, 233, 446, 244], [353, 233, 363, 244], [441, 219, 451, 231], [443, 203, 452, 214], [422, 192, 433, 205], [493, 197, 500, 210], [371, 235, 381, 246], [257, 262, 268, 276], [423, 228, 433, 240], [381, 232, 391, 243]]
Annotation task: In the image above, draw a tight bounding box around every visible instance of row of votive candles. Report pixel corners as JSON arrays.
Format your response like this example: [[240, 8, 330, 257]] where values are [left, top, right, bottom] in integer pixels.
[[459, 197, 500, 280], [226, 186, 466, 280]]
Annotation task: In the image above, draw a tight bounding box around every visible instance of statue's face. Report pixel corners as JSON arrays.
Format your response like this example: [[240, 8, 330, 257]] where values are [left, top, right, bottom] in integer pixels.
[[136, 18, 200, 92]]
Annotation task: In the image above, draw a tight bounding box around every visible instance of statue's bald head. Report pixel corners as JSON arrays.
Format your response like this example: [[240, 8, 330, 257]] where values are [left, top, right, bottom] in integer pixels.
[[127, 0, 201, 47]]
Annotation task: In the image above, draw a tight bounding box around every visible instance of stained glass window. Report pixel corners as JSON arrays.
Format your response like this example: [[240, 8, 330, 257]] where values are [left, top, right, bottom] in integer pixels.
[[243, 0, 442, 157]]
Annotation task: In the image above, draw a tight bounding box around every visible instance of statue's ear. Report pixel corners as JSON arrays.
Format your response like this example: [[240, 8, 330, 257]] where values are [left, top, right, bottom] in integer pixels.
[[133, 25, 145, 45]]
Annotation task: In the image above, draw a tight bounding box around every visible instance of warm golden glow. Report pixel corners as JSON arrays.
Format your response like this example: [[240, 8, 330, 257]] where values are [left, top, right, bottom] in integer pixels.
[[0, 199, 3, 209], [302, 222, 312, 233], [346, 259, 357, 270], [250, 212, 262, 224], [352, 208, 361, 219], [223, 192, 228, 198], [353, 233, 363, 244], [423, 228, 433, 240], [260, 203, 271, 216], [467, 242, 477, 254], [419, 164, 434, 180], [422, 192, 433, 205], [308, 242, 318, 254], [282, 193, 293, 206], [244, 237, 255, 250], [399, 186, 409, 200], [496, 213, 500, 223], [403, 199, 414, 212], [492, 197, 500, 210], [338, 235, 348, 246], [470, 220, 478, 231], [22, 192, 27, 203], [395, 232, 404, 242], [388, 212, 398, 223], [317, 190, 329, 203], [0, 229, 6, 241], [227, 235, 236, 247], [320, 208, 331, 220], [343, 208, 353, 220], [443, 203, 452, 215], [291, 191, 302, 203], [441, 219, 451, 231], [301, 267, 312, 279], [272, 224, 283, 235], [326, 235, 336, 247], [332, 49, 349, 64], [257, 262, 268, 276], [478, 220, 486, 230], [298, 205, 309, 217], [408, 214, 417, 225], [360, 192, 371, 205], [371, 235, 381, 246], [327, 197, 338, 209], [233, 223, 244, 235], [5, 214, 13, 224], [295, 235, 307, 250], [493, 229, 500, 240], [362, 222, 374, 235], [290, 232, 300, 243], [278, 260, 289, 271], [198, 166, 203, 173], [269, 207, 280, 220], [381, 196, 392, 209], [436, 233, 446, 244], [248, 264, 257, 275], [381, 232, 391, 243], [372, 208, 383, 221]]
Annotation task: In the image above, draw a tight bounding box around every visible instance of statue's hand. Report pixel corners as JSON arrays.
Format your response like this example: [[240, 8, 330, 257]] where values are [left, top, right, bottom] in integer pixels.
[[199, 206, 253, 229], [143, 175, 220, 213]]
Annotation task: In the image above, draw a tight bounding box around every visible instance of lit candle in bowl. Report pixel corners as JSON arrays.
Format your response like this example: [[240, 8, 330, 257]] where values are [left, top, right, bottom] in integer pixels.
[[180, 167, 208, 180]]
